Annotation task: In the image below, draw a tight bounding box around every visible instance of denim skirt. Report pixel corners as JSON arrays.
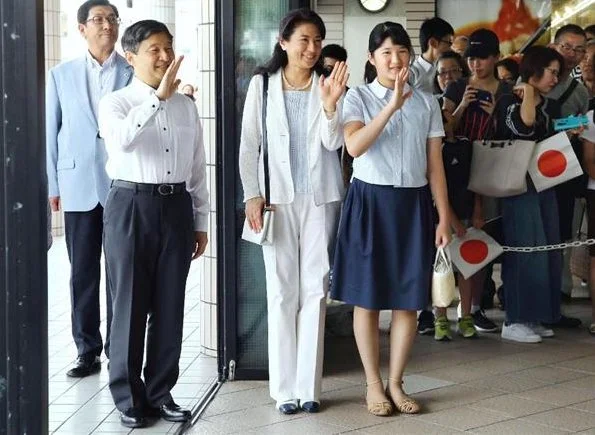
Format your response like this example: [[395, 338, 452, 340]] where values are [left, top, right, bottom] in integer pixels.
[[331, 178, 434, 310]]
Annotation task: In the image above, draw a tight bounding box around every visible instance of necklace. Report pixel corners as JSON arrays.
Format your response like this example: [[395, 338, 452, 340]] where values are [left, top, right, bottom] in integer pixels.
[[282, 69, 312, 91]]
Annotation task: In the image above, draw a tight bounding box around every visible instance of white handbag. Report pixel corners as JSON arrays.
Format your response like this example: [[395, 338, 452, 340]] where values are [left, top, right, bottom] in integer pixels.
[[468, 138, 535, 197], [431, 247, 456, 308], [241, 73, 275, 246], [242, 207, 274, 245], [528, 131, 583, 192]]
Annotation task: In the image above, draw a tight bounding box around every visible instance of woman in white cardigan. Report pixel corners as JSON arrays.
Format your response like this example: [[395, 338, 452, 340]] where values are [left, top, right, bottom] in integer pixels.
[[239, 8, 348, 415]]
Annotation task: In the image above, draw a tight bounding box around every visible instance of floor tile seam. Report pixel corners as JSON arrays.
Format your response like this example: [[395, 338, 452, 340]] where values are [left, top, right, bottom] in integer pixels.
[[52, 387, 113, 428], [515, 413, 581, 433], [467, 400, 568, 419], [417, 405, 514, 430]]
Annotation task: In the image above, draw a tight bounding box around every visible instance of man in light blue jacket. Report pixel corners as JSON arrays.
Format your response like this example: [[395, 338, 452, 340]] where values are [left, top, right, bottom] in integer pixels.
[[46, 0, 132, 378]]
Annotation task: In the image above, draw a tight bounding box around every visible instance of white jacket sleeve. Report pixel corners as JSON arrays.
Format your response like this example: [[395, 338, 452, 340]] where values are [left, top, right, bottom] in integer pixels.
[[319, 97, 343, 151], [238, 75, 263, 202]]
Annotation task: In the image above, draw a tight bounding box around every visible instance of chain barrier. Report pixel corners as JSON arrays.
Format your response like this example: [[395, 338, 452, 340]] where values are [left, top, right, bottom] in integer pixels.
[[501, 238, 595, 253]]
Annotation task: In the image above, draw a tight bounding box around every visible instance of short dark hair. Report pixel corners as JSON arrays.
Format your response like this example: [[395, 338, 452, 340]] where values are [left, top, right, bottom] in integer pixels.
[[321, 44, 347, 62], [256, 8, 326, 75], [519, 45, 565, 82], [554, 24, 586, 43], [121, 20, 173, 54], [495, 58, 520, 80], [77, 0, 119, 25], [419, 17, 454, 52], [585, 24, 595, 39], [433, 50, 470, 93], [365, 22, 413, 83]]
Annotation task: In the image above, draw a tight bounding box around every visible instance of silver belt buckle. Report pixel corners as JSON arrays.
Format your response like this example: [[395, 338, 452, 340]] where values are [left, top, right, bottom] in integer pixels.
[[157, 184, 175, 195]]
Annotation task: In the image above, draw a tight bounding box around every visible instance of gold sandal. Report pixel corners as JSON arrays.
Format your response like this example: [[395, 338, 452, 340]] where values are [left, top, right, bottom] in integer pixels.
[[387, 377, 421, 414], [365, 379, 393, 417]]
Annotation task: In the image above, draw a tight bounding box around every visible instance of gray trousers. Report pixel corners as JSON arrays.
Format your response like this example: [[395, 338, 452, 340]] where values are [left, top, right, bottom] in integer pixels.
[[103, 185, 194, 411]]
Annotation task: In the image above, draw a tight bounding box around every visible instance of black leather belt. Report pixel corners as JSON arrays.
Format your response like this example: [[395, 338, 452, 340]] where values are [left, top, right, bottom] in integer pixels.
[[111, 180, 186, 196]]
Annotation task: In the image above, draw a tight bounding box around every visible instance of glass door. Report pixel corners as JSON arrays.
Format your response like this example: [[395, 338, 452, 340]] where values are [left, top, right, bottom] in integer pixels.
[[216, 0, 310, 381]]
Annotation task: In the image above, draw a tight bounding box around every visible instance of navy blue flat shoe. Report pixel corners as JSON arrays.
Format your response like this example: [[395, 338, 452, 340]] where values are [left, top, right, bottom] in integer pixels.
[[301, 401, 320, 413], [277, 402, 299, 415]]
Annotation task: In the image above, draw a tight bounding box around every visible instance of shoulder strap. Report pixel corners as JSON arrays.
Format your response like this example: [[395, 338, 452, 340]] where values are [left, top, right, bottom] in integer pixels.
[[556, 79, 578, 107], [262, 74, 270, 207]]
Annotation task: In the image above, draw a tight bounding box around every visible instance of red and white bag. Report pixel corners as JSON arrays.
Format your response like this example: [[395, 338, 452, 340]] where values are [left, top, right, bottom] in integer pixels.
[[448, 228, 503, 279], [528, 131, 583, 192]]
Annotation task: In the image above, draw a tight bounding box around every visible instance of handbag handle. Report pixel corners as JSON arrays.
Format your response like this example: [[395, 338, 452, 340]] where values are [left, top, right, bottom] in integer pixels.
[[433, 246, 452, 270], [262, 73, 271, 208]]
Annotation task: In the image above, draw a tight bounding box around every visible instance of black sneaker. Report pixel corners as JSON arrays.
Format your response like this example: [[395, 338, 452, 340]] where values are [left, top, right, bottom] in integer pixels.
[[417, 310, 435, 335], [543, 314, 582, 328], [471, 310, 499, 332]]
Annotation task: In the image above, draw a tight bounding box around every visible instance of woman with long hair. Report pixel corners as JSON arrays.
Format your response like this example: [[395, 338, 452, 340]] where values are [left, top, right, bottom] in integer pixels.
[[239, 8, 348, 414], [331, 22, 450, 416]]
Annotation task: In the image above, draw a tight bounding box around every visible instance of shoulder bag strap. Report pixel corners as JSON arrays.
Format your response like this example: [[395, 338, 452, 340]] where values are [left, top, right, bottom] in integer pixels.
[[262, 73, 270, 207], [556, 79, 578, 107]]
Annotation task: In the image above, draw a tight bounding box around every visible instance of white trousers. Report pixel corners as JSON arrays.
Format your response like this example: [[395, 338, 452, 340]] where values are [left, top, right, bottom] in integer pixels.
[[262, 194, 339, 403]]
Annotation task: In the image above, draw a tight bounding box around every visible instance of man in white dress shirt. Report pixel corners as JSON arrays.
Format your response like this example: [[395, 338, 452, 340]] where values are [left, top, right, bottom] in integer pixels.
[[98, 20, 208, 428]]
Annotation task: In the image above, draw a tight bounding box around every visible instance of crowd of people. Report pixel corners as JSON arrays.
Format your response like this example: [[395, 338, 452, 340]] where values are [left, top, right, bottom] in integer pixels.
[[46, 0, 595, 427], [238, 8, 595, 419]]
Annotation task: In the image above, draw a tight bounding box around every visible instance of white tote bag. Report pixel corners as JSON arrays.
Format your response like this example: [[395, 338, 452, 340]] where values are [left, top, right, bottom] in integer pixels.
[[431, 247, 456, 308], [528, 131, 583, 192], [448, 228, 503, 279], [468, 138, 536, 197], [241, 207, 274, 245]]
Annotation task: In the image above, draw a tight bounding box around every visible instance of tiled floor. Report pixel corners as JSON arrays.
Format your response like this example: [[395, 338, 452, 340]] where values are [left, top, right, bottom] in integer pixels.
[[50, 235, 595, 434], [190, 297, 595, 434], [48, 236, 217, 434]]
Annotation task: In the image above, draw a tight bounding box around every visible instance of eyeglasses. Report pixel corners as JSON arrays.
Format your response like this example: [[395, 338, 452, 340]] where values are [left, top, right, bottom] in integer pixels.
[[544, 66, 560, 77], [439, 39, 453, 46], [437, 68, 462, 77], [558, 43, 586, 55], [86, 15, 121, 26]]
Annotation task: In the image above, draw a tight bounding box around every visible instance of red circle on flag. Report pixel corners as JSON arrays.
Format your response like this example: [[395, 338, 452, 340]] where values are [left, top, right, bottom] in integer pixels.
[[460, 240, 489, 264], [537, 150, 567, 178]]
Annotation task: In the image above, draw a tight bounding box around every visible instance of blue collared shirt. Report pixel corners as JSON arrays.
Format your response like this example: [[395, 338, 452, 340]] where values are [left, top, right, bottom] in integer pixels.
[[86, 50, 118, 118], [343, 79, 444, 187]]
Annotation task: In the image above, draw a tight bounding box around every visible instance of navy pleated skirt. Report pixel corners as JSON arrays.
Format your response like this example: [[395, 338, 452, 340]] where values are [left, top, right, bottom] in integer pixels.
[[331, 178, 434, 310]]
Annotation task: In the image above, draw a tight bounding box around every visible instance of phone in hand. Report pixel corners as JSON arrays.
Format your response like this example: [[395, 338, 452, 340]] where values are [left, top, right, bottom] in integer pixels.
[[474, 88, 493, 104]]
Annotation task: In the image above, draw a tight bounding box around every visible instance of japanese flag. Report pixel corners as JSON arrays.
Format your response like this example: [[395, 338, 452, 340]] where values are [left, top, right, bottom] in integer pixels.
[[448, 228, 503, 279], [528, 132, 583, 192]]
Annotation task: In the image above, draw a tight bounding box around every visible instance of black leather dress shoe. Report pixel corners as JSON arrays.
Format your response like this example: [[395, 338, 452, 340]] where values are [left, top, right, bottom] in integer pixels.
[[120, 408, 146, 428], [160, 401, 191, 422], [66, 355, 101, 378]]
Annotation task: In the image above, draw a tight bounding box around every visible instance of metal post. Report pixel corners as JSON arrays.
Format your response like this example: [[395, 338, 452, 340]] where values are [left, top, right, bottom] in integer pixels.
[[0, 0, 48, 433]]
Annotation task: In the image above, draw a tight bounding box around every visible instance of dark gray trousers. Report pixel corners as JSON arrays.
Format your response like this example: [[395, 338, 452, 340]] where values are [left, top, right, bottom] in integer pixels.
[[103, 186, 194, 411], [64, 204, 112, 358]]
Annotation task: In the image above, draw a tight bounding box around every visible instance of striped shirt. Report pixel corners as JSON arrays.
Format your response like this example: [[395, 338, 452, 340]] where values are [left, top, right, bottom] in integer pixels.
[[284, 90, 311, 194], [343, 79, 444, 187], [86, 50, 118, 118]]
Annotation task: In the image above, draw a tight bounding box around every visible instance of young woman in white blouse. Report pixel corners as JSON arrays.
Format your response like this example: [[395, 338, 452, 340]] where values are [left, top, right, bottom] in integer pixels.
[[238, 9, 348, 415], [331, 22, 450, 416]]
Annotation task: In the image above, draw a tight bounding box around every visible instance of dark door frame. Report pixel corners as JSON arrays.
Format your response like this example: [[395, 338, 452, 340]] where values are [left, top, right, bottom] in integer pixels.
[[215, 0, 311, 382], [0, 0, 48, 433]]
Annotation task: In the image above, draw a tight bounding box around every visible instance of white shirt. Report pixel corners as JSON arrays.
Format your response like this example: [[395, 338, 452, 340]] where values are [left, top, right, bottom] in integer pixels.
[[343, 79, 444, 187], [581, 110, 595, 190], [409, 55, 437, 95], [98, 77, 209, 231], [86, 50, 118, 118]]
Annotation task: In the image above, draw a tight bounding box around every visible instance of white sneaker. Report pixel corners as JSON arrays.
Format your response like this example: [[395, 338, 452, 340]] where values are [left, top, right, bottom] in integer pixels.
[[501, 323, 542, 343], [529, 323, 555, 338]]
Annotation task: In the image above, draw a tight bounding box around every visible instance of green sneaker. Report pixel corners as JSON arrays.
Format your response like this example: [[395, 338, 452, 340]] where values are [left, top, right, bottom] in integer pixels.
[[457, 315, 478, 338], [434, 316, 451, 341]]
